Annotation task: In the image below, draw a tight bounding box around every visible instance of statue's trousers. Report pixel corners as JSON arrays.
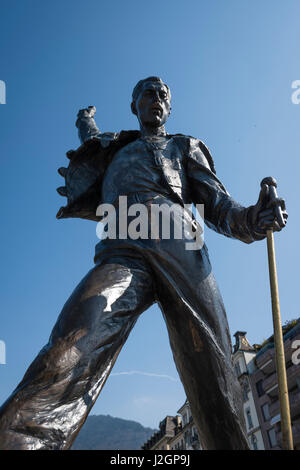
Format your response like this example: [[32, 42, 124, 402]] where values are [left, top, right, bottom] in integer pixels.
[[0, 196, 250, 450]]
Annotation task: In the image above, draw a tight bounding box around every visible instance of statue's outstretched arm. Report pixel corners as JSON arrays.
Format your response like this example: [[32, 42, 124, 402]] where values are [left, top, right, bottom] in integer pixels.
[[187, 148, 287, 244], [75, 106, 101, 144]]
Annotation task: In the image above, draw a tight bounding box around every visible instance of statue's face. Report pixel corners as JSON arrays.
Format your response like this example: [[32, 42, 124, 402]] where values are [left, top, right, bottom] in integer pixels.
[[132, 81, 171, 128]]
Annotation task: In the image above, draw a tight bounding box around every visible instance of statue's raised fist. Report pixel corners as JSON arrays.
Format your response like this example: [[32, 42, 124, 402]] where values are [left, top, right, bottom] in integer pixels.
[[76, 106, 96, 123], [75, 106, 100, 143]]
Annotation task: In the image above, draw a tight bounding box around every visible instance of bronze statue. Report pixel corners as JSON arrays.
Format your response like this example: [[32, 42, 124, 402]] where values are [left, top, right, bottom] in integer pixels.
[[0, 77, 287, 450]]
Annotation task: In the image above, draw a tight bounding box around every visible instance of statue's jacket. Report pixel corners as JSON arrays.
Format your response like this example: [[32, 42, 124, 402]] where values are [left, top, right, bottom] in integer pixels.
[[57, 129, 262, 246]]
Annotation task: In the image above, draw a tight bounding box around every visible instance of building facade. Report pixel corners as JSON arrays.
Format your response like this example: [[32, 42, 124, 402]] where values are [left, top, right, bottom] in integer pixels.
[[168, 401, 201, 450], [249, 319, 300, 449], [232, 331, 265, 449], [142, 319, 300, 450], [141, 401, 201, 450]]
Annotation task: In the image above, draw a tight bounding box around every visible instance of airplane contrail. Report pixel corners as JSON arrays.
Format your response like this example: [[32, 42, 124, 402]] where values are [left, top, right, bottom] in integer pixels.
[[110, 370, 179, 382]]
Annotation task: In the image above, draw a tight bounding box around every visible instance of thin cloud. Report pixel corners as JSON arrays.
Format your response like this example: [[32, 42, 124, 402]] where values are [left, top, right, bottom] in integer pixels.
[[111, 370, 179, 382]]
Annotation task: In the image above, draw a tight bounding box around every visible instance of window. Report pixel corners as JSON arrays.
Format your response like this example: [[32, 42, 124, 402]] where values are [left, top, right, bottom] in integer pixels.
[[191, 432, 198, 443], [261, 403, 270, 421], [234, 361, 242, 377], [251, 433, 258, 450], [256, 379, 264, 397], [242, 381, 250, 402], [246, 409, 253, 429], [268, 428, 277, 448], [185, 431, 191, 447]]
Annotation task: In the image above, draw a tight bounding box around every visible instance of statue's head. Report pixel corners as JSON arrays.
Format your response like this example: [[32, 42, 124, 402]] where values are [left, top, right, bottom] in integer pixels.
[[131, 77, 171, 128]]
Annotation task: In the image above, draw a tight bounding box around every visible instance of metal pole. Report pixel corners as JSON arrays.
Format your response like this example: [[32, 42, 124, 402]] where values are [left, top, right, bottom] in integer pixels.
[[266, 228, 293, 450]]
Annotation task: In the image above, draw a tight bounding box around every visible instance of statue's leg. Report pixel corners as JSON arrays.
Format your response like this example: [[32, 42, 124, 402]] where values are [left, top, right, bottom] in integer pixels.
[[147, 238, 249, 450], [157, 271, 249, 450], [0, 258, 153, 450]]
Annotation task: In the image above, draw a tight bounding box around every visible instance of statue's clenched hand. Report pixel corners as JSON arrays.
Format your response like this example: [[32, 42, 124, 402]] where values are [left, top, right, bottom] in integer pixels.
[[75, 106, 100, 144], [250, 177, 288, 235], [76, 106, 97, 125]]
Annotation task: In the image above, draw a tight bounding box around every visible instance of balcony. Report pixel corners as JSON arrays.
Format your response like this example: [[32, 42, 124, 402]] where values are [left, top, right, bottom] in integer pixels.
[[260, 358, 275, 375], [269, 399, 280, 418], [263, 372, 278, 396], [276, 423, 300, 448], [256, 334, 299, 372], [263, 363, 300, 397], [270, 390, 300, 420], [256, 346, 274, 370], [285, 363, 300, 389], [290, 390, 300, 416]]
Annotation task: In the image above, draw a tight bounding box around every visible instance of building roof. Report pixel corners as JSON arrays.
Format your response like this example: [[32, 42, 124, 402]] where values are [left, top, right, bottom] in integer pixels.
[[177, 399, 188, 414], [233, 331, 255, 353]]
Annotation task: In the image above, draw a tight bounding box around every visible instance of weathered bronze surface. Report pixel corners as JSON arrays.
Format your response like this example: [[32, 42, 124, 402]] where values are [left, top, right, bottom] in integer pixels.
[[0, 77, 287, 450]]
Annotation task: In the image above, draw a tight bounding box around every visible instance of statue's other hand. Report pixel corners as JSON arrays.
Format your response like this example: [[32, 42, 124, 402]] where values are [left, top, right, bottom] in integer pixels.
[[250, 182, 288, 234], [76, 106, 96, 126]]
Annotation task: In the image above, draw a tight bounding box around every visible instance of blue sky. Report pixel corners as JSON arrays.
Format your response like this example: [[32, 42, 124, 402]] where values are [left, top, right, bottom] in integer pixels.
[[0, 0, 299, 429]]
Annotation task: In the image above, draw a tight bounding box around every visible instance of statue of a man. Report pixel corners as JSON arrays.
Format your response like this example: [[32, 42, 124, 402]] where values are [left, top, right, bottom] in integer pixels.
[[0, 77, 287, 450]]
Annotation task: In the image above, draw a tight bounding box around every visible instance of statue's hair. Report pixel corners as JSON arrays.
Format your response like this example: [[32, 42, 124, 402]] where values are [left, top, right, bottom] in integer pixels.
[[132, 76, 171, 102]]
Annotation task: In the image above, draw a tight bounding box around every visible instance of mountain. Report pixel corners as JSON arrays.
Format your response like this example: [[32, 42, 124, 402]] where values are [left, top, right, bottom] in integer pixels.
[[71, 414, 156, 450]]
